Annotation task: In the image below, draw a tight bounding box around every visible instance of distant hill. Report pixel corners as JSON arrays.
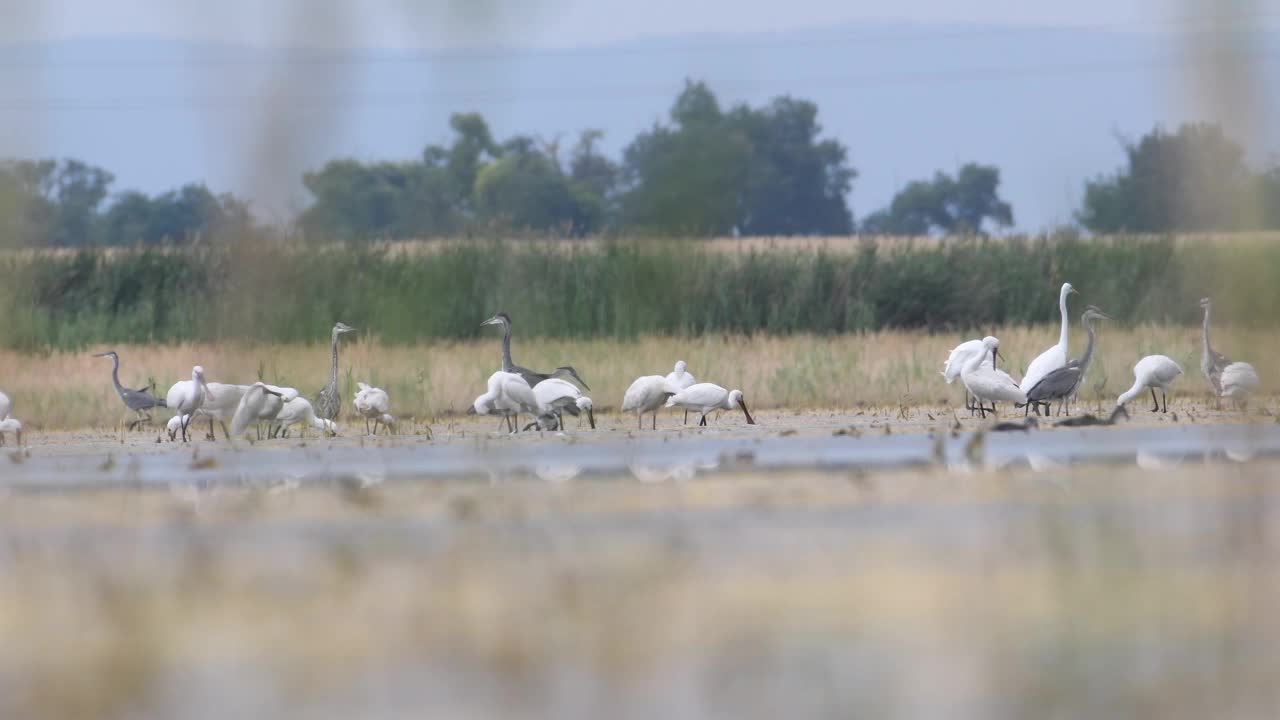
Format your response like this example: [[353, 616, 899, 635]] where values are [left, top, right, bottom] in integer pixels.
[[0, 23, 1275, 229]]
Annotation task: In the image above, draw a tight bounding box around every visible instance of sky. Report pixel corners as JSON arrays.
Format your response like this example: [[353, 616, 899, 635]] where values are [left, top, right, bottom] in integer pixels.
[[0, 0, 1190, 50], [0, 0, 1275, 230]]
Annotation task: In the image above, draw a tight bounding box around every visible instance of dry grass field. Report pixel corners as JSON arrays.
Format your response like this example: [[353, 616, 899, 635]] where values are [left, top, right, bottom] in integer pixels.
[[1, 324, 1273, 431]]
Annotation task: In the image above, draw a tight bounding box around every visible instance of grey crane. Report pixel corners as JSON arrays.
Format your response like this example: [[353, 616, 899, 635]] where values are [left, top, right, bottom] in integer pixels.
[[1022, 306, 1111, 417], [93, 351, 166, 430], [480, 312, 591, 391], [1199, 297, 1231, 404], [313, 322, 356, 427]]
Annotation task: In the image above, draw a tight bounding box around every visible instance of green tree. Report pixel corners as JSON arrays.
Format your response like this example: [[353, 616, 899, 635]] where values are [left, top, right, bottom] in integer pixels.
[[861, 163, 1013, 235], [1079, 123, 1259, 232], [473, 137, 590, 233]]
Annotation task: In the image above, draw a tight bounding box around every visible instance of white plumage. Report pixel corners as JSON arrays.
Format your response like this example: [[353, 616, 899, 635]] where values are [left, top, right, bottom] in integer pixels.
[[962, 337, 1026, 417], [165, 366, 215, 442], [664, 382, 756, 426], [276, 397, 338, 437], [473, 371, 537, 432], [1020, 282, 1077, 394], [622, 375, 676, 430], [941, 339, 992, 383], [1220, 362, 1260, 409], [0, 417, 21, 447], [531, 378, 595, 430], [1116, 355, 1183, 412], [665, 360, 698, 423], [354, 382, 394, 435], [229, 382, 284, 438], [0, 389, 10, 420]]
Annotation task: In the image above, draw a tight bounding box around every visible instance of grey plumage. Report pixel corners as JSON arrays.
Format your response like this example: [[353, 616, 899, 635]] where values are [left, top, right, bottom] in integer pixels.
[[481, 312, 591, 391], [1199, 297, 1231, 399], [1024, 306, 1110, 416], [313, 322, 355, 424], [93, 351, 164, 429]]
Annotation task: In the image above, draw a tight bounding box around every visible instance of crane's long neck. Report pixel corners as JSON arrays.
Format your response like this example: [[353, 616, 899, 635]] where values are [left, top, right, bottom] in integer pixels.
[[500, 322, 514, 372], [1201, 305, 1214, 362], [1057, 290, 1071, 352], [1078, 317, 1098, 372], [109, 355, 125, 396], [329, 331, 340, 388]]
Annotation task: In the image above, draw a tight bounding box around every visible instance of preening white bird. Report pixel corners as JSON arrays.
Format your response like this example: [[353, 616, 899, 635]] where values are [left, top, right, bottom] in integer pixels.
[[0, 417, 21, 447], [1020, 282, 1078, 394], [622, 375, 677, 430], [353, 382, 394, 435], [472, 371, 537, 432], [166, 366, 215, 442], [1116, 355, 1183, 413], [229, 382, 286, 438], [275, 397, 337, 437], [665, 360, 697, 424], [962, 337, 1026, 418], [664, 383, 756, 427], [531, 378, 596, 430], [1220, 362, 1260, 410], [942, 337, 996, 414]]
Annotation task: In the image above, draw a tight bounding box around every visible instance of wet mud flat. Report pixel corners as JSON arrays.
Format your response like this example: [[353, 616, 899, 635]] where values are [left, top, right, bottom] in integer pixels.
[[4, 408, 1280, 717]]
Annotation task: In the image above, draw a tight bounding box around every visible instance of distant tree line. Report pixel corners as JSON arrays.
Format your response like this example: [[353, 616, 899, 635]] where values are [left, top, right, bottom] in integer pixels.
[[1, 81, 1279, 247]]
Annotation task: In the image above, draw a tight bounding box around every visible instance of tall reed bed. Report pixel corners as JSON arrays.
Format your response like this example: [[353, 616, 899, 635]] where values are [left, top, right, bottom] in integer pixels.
[[1, 235, 1277, 351]]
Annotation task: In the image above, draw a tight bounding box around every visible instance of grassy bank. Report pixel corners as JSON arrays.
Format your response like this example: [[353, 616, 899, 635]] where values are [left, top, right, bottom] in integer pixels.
[[2, 234, 1279, 350], [3, 325, 1272, 430]]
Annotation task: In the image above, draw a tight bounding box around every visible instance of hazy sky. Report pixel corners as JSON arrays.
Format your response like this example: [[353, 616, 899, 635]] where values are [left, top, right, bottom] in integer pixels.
[[2, 0, 1190, 50]]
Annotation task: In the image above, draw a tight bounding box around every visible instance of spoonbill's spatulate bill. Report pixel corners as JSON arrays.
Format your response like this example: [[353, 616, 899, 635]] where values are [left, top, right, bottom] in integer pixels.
[[1020, 282, 1077, 394], [664, 383, 756, 427], [1116, 355, 1183, 413]]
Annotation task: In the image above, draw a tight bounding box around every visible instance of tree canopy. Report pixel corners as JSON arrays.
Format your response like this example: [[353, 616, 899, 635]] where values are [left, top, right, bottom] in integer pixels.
[[861, 163, 1013, 235]]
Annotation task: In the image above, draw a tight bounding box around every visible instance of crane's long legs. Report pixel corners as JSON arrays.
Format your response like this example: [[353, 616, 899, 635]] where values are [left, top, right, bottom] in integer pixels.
[[1149, 387, 1159, 413], [684, 410, 689, 424], [1161, 388, 1169, 413]]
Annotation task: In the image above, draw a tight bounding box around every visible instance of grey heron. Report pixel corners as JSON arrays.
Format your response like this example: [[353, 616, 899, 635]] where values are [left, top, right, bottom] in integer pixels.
[[1199, 297, 1231, 401], [93, 351, 166, 430], [961, 337, 1026, 418], [1117, 355, 1183, 413], [622, 375, 676, 430], [353, 382, 394, 435], [664, 383, 756, 427], [480, 312, 591, 391], [1020, 282, 1078, 394], [665, 361, 697, 423], [165, 366, 215, 442], [313, 322, 356, 429], [1023, 305, 1111, 416]]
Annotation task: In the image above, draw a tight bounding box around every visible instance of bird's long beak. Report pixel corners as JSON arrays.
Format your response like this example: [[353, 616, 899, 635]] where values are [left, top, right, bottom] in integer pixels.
[[202, 381, 215, 401], [265, 389, 283, 397], [92, 352, 109, 358], [1068, 287, 1079, 295], [587, 407, 596, 430], [738, 398, 756, 425], [480, 316, 500, 327]]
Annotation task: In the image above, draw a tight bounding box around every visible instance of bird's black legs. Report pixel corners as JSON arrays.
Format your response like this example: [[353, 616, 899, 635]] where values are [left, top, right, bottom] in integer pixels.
[[652, 413, 657, 431], [1161, 388, 1169, 413], [1150, 387, 1159, 413], [180, 414, 191, 442], [683, 410, 689, 424], [699, 414, 708, 427], [207, 416, 216, 441]]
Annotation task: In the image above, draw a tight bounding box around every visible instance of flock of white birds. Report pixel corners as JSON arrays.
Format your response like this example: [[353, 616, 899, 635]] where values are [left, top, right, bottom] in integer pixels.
[[0, 290, 1264, 448], [942, 288, 1261, 422]]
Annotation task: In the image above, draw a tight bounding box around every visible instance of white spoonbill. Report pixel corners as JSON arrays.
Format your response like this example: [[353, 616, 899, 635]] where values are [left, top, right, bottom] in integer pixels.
[[166, 366, 215, 442], [1220, 362, 1260, 411], [1116, 355, 1183, 413], [942, 337, 995, 414], [665, 361, 697, 423], [0, 417, 21, 447], [622, 375, 676, 430], [0, 388, 10, 421], [1020, 282, 1078, 394], [473, 371, 537, 433], [353, 382, 394, 435], [962, 337, 1026, 418], [665, 383, 756, 427], [276, 397, 338, 438], [229, 382, 286, 438], [531, 378, 595, 430]]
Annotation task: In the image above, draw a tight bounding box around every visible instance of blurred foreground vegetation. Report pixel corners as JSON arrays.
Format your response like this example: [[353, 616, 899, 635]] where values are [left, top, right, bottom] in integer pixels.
[[1, 234, 1277, 351]]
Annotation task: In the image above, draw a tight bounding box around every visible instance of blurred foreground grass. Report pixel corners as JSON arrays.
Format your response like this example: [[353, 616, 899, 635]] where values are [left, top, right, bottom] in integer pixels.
[[2, 462, 1279, 718], [1, 324, 1275, 430]]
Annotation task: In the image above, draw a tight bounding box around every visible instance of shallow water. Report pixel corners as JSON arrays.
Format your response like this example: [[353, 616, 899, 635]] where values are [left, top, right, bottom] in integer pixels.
[[4, 421, 1279, 488]]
